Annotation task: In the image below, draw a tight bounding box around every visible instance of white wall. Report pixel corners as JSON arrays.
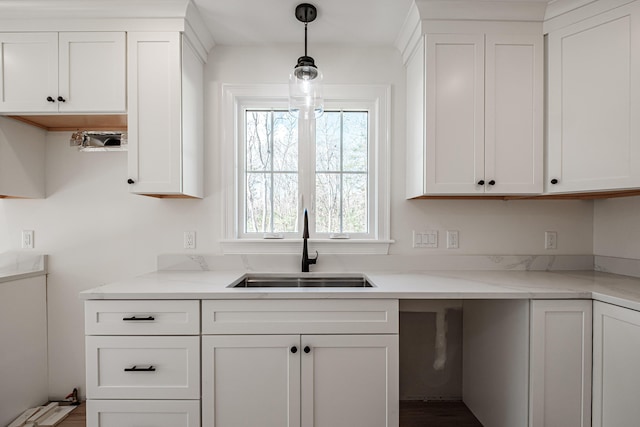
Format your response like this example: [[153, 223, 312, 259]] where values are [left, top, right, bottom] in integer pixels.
[[0, 44, 594, 398], [594, 196, 640, 258]]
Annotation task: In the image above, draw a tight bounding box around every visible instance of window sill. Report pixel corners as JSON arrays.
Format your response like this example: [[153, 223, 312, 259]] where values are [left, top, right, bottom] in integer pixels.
[[220, 239, 394, 255]]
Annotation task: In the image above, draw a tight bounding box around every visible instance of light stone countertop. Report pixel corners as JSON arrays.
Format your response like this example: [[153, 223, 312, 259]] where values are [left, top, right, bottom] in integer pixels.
[[79, 269, 640, 311], [0, 253, 47, 283]]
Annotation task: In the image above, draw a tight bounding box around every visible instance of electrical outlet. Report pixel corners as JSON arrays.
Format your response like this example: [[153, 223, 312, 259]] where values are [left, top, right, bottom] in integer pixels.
[[22, 230, 34, 249], [446, 230, 459, 249], [184, 231, 196, 249], [545, 231, 557, 250]]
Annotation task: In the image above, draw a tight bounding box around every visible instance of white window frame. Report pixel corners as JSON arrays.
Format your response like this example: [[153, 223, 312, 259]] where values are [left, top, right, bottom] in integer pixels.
[[220, 84, 392, 254]]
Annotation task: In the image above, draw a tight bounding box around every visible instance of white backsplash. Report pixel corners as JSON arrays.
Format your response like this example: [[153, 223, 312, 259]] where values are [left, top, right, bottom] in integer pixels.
[[595, 256, 640, 278], [158, 254, 594, 273]]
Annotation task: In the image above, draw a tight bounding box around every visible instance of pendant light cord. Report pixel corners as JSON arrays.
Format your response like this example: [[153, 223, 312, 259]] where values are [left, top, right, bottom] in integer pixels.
[[304, 22, 308, 57]]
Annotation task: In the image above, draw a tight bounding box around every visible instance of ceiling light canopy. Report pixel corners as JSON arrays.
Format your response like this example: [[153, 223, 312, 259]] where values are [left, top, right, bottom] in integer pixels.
[[289, 3, 323, 119]]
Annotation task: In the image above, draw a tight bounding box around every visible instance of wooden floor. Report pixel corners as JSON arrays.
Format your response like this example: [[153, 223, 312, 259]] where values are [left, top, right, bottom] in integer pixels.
[[400, 401, 483, 427], [55, 400, 482, 427], [56, 402, 85, 427]]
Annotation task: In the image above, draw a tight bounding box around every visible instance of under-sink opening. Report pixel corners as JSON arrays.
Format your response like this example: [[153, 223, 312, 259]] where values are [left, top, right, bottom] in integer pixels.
[[400, 298, 531, 427], [399, 300, 481, 427]]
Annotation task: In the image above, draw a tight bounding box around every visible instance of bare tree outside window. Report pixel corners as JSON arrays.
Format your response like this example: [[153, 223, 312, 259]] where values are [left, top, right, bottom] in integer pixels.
[[245, 110, 298, 234], [316, 111, 368, 234]]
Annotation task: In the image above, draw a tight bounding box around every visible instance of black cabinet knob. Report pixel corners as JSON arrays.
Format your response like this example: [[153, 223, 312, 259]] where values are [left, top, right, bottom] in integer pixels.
[[488, 180, 496, 186], [46, 96, 55, 103], [477, 180, 485, 186], [127, 179, 135, 184], [303, 346, 311, 354], [551, 179, 559, 185], [291, 346, 298, 354], [57, 96, 66, 102]]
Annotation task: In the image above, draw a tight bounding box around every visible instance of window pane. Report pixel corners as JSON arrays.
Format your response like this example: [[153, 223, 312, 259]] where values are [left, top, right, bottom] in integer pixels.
[[246, 111, 271, 171], [246, 173, 271, 233], [343, 112, 368, 172], [245, 110, 299, 235], [316, 111, 341, 171], [343, 173, 368, 233], [315, 110, 369, 235], [315, 173, 340, 233], [273, 111, 298, 172], [273, 173, 299, 233]]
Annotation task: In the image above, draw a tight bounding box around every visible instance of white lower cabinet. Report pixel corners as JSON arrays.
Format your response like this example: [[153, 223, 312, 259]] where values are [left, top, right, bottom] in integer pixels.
[[202, 334, 398, 427], [300, 334, 398, 427], [84, 300, 201, 427], [593, 301, 640, 427], [529, 300, 592, 427], [202, 335, 300, 427], [201, 299, 399, 427], [463, 299, 592, 427], [87, 400, 200, 427], [85, 336, 200, 400]]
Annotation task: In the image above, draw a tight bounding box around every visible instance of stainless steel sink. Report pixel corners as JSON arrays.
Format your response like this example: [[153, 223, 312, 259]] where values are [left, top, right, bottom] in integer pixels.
[[230, 274, 374, 288]]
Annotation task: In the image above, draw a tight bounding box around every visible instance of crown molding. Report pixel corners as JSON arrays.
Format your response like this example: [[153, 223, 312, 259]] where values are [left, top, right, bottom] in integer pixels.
[[0, 0, 214, 59]]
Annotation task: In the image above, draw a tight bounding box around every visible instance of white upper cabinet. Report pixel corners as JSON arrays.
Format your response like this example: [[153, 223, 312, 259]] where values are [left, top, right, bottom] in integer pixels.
[[58, 32, 126, 113], [485, 35, 543, 195], [126, 32, 203, 198], [406, 29, 543, 197], [0, 32, 125, 114], [424, 34, 485, 195], [547, 2, 640, 193], [0, 33, 58, 113]]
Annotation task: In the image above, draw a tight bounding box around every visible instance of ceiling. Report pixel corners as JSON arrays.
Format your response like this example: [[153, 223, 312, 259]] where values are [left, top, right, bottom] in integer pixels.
[[192, 0, 415, 47]]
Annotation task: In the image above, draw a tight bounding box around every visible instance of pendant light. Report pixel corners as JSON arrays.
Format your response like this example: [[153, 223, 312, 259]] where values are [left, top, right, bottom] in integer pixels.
[[289, 3, 323, 119]]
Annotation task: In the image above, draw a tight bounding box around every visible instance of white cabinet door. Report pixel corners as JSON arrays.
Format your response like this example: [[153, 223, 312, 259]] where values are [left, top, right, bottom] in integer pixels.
[[202, 335, 301, 427], [127, 32, 203, 198], [87, 400, 200, 427], [529, 300, 592, 427], [300, 334, 399, 427], [0, 33, 58, 113], [58, 32, 126, 113], [547, 3, 640, 193], [593, 301, 640, 427], [485, 34, 543, 194], [425, 34, 485, 194]]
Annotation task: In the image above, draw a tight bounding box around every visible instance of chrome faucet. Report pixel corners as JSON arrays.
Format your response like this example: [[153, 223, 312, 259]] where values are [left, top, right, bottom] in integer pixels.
[[302, 209, 318, 272]]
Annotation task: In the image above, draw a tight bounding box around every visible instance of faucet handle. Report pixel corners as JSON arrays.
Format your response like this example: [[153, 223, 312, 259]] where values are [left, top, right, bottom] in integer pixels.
[[309, 250, 318, 264]]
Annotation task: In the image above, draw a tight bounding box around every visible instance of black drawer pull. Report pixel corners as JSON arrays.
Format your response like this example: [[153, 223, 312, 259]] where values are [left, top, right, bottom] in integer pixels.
[[304, 346, 311, 354], [122, 316, 155, 321], [124, 365, 156, 372], [291, 346, 298, 354]]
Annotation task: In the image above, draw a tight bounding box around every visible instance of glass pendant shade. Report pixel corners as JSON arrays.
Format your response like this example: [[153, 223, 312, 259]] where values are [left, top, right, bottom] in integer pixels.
[[289, 58, 324, 119], [289, 4, 323, 119]]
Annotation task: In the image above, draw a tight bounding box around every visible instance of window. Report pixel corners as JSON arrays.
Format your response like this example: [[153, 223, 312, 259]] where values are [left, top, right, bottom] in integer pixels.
[[222, 84, 391, 254]]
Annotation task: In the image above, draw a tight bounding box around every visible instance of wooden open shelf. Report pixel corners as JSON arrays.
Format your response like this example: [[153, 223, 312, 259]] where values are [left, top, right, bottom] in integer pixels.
[[8, 114, 127, 131]]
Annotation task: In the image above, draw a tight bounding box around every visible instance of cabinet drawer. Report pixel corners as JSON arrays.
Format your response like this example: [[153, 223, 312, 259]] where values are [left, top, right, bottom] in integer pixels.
[[85, 336, 199, 399], [202, 299, 398, 334], [87, 400, 200, 427], [85, 300, 200, 335]]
